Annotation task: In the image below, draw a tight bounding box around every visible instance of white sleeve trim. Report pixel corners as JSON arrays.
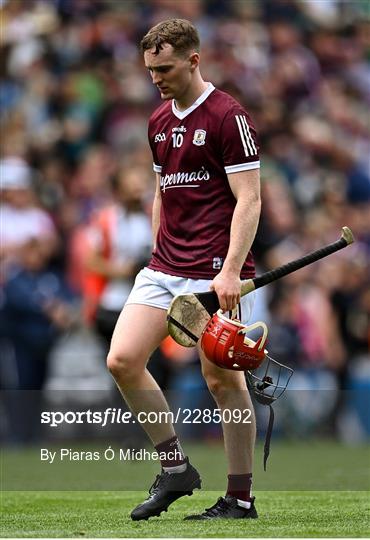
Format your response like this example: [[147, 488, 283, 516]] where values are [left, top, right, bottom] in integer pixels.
[[225, 161, 260, 174], [153, 163, 162, 173]]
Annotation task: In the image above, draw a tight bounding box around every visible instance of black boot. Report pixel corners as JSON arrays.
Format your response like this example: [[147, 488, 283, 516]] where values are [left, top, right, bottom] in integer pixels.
[[184, 495, 257, 520], [131, 458, 201, 520]]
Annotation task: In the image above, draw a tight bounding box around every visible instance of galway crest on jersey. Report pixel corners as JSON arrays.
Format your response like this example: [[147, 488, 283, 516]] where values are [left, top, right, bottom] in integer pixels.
[[192, 129, 206, 146]]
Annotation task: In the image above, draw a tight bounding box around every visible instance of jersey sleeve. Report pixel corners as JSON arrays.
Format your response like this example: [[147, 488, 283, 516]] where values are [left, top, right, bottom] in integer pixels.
[[148, 119, 162, 174], [220, 107, 260, 174]]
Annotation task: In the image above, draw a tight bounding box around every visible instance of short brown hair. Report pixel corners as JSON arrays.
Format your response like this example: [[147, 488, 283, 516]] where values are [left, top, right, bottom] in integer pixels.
[[140, 19, 200, 57]]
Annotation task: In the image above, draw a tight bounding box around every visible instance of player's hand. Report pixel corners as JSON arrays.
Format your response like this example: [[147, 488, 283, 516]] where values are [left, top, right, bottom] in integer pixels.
[[210, 271, 241, 312]]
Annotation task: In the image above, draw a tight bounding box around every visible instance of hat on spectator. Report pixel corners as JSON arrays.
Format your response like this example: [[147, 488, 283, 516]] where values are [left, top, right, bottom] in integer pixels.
[[0, 157, 32, 190]]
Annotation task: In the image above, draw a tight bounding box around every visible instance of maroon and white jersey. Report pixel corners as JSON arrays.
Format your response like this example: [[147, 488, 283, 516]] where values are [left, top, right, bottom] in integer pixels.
[[148, 84, 260, 279]]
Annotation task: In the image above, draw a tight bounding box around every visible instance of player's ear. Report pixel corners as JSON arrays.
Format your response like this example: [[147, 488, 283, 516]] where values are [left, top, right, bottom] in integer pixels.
[[189, 52, 200, 72]]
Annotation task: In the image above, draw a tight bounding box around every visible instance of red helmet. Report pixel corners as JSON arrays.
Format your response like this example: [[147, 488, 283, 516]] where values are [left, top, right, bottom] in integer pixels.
[[201, 310, 268, 371]]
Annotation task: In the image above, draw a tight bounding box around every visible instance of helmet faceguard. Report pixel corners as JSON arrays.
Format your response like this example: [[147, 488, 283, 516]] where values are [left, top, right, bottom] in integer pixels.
[[246, 354, 294, 406], [246, 353, 294, 470]]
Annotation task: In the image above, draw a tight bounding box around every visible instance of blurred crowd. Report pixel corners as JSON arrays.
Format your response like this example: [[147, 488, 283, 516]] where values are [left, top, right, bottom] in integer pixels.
[[0, 0, 369, 444]]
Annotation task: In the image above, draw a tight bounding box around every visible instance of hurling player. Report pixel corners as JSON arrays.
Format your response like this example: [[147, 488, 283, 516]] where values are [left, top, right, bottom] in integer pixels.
[[107, 18, 261, 520]]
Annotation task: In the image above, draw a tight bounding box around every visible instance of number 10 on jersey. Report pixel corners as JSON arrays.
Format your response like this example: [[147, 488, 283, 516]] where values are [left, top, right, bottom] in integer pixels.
[[172, 133, 184, 148]]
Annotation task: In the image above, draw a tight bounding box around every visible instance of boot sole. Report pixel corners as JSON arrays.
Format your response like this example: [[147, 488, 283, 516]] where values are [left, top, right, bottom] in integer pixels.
[[184, 506, 258, 520]]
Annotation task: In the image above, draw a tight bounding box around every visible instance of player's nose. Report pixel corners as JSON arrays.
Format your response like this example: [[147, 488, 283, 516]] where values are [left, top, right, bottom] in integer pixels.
[[151, 72, 162, 85]]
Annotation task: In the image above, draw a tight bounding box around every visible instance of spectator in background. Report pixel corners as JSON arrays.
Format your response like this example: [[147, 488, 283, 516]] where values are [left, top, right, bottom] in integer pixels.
[[66, 145, 115, 222], [83, 164, 152, 343], [0, 157, 58, 278], [1, 237, 76, 443]]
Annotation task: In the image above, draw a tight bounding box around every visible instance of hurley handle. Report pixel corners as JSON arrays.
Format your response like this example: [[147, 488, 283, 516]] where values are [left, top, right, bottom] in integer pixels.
[[241, 226, 354, 296]]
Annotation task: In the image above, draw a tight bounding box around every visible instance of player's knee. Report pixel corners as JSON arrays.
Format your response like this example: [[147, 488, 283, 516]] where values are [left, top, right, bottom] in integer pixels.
[[106, 349, 141, 381], [202, 369, 226, 399], [205, 377, 225, 399], [106, 351, 124, 378], [202, 366, 245, 402]]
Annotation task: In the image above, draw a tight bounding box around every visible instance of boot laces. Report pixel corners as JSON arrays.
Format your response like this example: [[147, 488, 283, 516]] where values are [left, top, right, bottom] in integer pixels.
[[148, 472, 170, 497], [203, 497, 230, 517]]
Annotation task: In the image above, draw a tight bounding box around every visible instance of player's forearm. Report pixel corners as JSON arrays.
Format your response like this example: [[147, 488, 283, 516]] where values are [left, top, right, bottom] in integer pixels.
[[151, 173, 161, 250], [222, 195, 261, 276], [152, 192, 161, 250]]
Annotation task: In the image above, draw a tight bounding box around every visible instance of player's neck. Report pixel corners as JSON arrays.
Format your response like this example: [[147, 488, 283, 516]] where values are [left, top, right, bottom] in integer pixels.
[[174, 77, 209, 112]]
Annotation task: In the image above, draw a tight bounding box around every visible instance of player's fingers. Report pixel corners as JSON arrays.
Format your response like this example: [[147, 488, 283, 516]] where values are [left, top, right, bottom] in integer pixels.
[[228, 293, 240, 312], [217, 288, 239, 311], [225, 294, 236, 312], [217, 292, 228, 312]]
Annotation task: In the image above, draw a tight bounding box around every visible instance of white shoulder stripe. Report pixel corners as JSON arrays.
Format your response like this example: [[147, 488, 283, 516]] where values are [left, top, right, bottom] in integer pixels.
[[241, 115, 257, 155], [235, 115, 250, 157], [237, 115, 254, 156], [235, 115, 257, 157]]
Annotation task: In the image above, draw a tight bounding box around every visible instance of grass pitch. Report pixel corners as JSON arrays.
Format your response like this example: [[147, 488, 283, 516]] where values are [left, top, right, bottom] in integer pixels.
[[1, 490, 369, 537], [1, 441, 369, 537]]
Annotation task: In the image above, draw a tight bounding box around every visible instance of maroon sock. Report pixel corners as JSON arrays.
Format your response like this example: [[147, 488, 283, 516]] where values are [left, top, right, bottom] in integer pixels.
[[155, 436, 186, 468], [226, 473, 252, 502]]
